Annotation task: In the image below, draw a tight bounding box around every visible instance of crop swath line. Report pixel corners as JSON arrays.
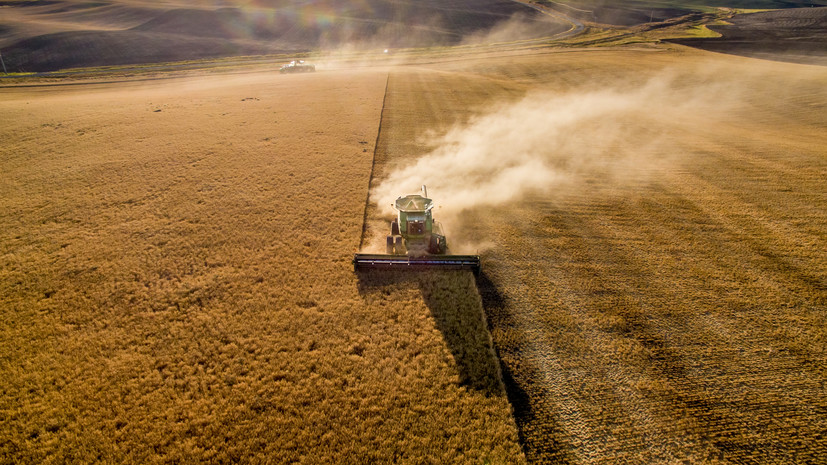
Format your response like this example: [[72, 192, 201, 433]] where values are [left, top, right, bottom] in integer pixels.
[[358, 72, 390, 250]]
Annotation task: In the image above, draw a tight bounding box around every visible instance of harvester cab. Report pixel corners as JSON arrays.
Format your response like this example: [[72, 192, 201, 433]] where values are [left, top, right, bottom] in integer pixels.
[[354, 186, 480, 273], [388, 186, 447, 256]]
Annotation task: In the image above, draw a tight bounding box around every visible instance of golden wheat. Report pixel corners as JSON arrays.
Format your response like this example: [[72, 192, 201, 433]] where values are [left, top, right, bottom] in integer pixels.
[[0, 68, 524, 463]]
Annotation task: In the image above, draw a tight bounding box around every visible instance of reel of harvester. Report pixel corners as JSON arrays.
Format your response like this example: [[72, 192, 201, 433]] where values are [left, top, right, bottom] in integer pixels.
[[354, 186, 480, 274]]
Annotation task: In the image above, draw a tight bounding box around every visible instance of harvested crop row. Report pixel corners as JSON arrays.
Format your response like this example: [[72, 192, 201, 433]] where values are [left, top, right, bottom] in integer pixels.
[[366, 47, 826, 463]]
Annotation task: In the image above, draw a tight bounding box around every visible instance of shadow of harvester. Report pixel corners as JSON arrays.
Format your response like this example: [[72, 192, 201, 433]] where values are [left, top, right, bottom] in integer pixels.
[[357, 269, 505, 395]]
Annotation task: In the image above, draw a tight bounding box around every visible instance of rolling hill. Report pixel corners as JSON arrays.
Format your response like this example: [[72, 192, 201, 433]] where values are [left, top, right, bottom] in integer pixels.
[[1, 0, 568, 72]]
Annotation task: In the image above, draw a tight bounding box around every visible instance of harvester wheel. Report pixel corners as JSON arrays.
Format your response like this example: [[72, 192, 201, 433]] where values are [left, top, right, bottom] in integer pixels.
[[391, 219, 400, 236], [394, 236, 404, 255], [428, 235, 439, 254], [386, 236, 394, 255]]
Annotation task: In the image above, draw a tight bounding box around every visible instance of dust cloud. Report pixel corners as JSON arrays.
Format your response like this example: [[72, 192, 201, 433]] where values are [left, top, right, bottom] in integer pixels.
[[373, 72, 739, 243], [314, 11, 565, 69], [460, 12, 566, 45]]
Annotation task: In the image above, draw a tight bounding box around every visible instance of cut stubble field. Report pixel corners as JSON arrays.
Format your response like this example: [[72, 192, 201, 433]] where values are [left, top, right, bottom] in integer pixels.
[[365, 46, 827, 463], [0, 69, 523, 462]]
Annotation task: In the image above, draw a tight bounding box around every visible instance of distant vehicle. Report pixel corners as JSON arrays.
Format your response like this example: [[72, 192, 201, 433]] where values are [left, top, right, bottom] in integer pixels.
[[279, 60, 315, 73]]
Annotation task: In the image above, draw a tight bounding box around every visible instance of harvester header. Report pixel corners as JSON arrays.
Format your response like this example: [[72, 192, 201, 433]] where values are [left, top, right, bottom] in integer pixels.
[[354, 186, 480, 274]]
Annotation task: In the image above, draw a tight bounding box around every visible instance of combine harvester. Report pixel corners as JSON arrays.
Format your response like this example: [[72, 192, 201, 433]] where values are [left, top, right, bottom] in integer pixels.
[[354, 186, 480, 274]]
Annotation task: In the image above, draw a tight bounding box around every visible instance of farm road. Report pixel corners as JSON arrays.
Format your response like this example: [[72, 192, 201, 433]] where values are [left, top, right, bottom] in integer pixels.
[[369, 49, 827, 463]]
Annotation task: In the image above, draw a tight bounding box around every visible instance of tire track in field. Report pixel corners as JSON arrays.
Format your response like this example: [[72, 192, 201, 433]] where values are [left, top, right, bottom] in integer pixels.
[[477, 181, 827, 463], [475, 201, 702, 463]]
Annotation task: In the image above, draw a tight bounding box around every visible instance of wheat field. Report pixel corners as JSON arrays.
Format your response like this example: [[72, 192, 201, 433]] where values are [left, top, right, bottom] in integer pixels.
[[0, 68, 523, 463], [2, 30, 826, 463], [364, 46, 826, 463]]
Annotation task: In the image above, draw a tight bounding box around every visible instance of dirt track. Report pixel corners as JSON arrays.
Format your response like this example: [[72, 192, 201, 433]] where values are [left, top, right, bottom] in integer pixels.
[[368, 47, 827, 463]]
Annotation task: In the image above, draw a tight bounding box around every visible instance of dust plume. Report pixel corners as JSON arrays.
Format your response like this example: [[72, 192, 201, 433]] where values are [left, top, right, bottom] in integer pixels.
[[460, 12, 568, 45], [373, 72, 738, 244], [313, 10, 566, 69]]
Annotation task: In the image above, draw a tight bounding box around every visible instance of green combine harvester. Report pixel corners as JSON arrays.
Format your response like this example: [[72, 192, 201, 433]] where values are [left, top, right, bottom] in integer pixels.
[[354, 186, 480, 274]]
